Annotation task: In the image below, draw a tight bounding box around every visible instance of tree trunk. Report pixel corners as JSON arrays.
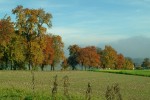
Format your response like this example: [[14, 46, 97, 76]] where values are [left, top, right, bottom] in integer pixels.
[[5, 59, 8, 70], [72, 66, 76, 70], [51, 64, 54, 71], [51, 63, 55, 71], [41, 64, 44, 71], [27, 38, 31, 70], [81, 63, 84, 70], [53, 66, 55, 71], [28, 62, 31, 70], [89, 66, 91, 70], [10, 60, 13, 70]]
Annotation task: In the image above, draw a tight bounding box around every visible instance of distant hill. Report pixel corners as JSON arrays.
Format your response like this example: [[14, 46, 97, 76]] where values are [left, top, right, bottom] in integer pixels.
[[110, 36, 150, 58], [132, 58, 143, 67]]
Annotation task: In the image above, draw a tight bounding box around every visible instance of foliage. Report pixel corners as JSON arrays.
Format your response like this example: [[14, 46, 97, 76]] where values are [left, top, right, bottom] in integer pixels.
[[77, 46, 100, 70], [141, 58, 150, 69], [51, 35, 64, 70], [0, 5, 141, 71], [123, 58, 134, 70], [12, 5, 52, 70], [117, 54, 125, 69], [68, 45, 80, 70], [0, 6, 65, 70], [101, 45, 118, 69], [0, 16, 16, 69]]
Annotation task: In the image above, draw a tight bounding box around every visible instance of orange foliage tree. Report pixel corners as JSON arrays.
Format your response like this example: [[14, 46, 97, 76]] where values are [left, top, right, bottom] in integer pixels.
[[41, 34, 54, 71], [77, 46, 100, 70], [0, 17, 15, 69], [51, 35, 64, 71], [117, 54, 125, 69]]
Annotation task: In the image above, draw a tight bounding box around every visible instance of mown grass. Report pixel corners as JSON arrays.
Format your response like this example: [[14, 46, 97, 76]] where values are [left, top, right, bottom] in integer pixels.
[[0, 71, 150, 100], [95, 70, 150, 77]]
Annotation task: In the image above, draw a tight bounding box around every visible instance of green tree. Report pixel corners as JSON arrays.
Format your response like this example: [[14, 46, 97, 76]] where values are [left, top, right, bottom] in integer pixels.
[[68, 44, 80, 70], [7, 33, 26, 70], [141, 58, 150, 69], [12, 5, 52, 70]]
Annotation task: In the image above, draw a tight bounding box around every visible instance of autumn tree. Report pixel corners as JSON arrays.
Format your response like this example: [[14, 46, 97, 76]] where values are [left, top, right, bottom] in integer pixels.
[[51, 35, 64, 71], [12, 5, 52, 70], [101, 45, 118, 69], [77, 46, 100, 70], [68, 44, 80, 70], [77, 47, 87, 70], [123, 57, 134, 70], [85, 46, 100, 69], [41, 34, 54, 71], [96, 47, 103, 55], [0, 16, 15, 69], [8, 33, 26, 70], [116, 54, 125, 69], [141, 58, 150, 69]]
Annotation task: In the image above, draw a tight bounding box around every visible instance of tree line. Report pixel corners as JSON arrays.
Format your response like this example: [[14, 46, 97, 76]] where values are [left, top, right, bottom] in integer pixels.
[[1, 6, 149, 71], [62, 45, 134, 70], [0, 6, 64, 70]]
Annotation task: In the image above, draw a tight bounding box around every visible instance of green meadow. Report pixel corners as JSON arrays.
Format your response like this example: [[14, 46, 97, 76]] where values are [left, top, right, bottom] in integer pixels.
[[96, 70, 150, 77]]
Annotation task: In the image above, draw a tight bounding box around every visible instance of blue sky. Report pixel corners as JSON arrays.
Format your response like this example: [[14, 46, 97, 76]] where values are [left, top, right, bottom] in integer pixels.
[[0, 0, 150, 58]]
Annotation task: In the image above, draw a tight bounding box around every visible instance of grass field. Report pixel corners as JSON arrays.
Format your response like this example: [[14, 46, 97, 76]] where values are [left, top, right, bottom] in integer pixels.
[[0, 71, 150, 100], [96, 70, 150, 77]]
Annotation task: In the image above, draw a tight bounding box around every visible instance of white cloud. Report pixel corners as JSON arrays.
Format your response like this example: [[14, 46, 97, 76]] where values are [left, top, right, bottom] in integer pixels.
[[48, 27, 127, 47]]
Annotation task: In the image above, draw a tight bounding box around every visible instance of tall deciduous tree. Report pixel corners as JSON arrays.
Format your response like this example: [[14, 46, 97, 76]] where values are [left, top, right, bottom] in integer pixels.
[[141, 58, 150, 69], [41, 34, 54, 71], [123, 57, 134, 70], [77, 46, 100, 70], [0, 16, 15, 69], [68, 44, 80, 70], [101, 45, 118, 69], [8, 33, 26, 70], [12, 5, 52, 70], [117, 54, 125, 69], [51, 35, 64, 70]]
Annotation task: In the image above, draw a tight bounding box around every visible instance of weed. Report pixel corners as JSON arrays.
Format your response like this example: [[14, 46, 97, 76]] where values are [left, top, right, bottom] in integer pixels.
[[31, 70, 35, 96], [63, 75, 70, 96], [52, 75, 58, 99], [86, 83, 92, 100], [105, 83, 122, 100]]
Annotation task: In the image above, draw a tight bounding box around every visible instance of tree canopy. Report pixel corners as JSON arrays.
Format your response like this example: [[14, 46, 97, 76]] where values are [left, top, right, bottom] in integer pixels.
[[0, 5, 139, 71]]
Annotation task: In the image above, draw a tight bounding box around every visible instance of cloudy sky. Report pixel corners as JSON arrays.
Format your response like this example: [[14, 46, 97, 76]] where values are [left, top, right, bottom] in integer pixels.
[[0, 0, 150, 58]]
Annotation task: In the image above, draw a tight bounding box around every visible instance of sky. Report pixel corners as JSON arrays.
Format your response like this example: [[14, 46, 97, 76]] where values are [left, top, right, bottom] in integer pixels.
[[0, 0, 150, 58]]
